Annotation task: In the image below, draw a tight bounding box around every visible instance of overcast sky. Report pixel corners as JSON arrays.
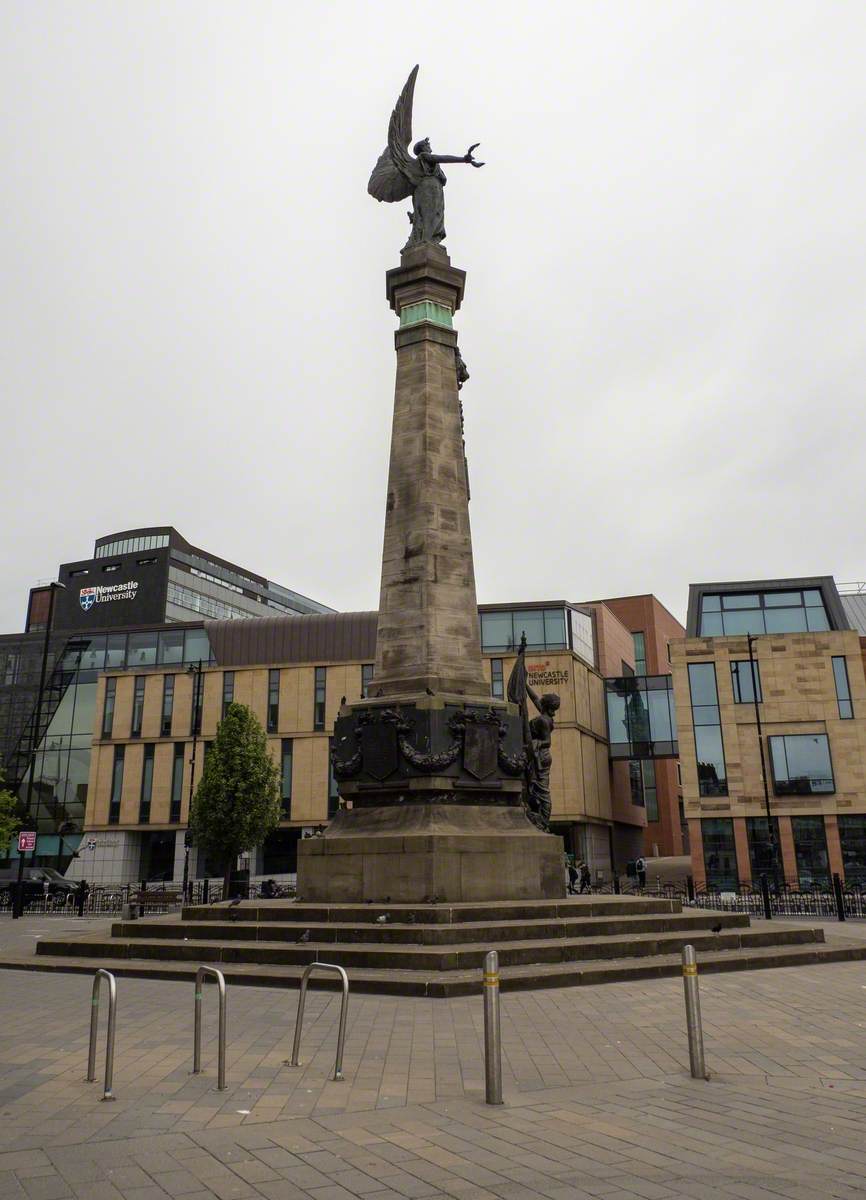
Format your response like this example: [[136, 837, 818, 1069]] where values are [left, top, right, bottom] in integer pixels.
[[2, 1, 865, 634]]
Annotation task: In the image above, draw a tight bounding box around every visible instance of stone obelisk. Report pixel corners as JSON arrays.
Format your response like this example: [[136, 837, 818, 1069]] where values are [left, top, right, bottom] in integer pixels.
[[297, 243, 564, 902]]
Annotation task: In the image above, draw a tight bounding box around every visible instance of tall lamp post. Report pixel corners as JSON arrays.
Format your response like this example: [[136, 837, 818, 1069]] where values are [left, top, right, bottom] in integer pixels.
[[13, 581, 66, 919], [183, 660, 203, 901], [746, 633, 780, 892]]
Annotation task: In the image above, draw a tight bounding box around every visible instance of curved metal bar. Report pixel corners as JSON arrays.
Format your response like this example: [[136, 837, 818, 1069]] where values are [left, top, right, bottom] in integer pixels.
[[193, 966, 227, 1090], [86, 969, 117, 1101], [290, 962, 349, 1081]]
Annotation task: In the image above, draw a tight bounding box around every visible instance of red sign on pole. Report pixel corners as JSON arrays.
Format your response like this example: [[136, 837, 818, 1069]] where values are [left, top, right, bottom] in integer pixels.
[[18, 831, 36, 853]]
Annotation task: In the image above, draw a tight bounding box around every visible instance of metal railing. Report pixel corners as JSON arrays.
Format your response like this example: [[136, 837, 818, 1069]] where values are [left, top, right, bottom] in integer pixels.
[[686, 881, 866, 920], [289, 963, 349, 1081], [193, 967, 227, 1090], [86, 969, 117, 1101]]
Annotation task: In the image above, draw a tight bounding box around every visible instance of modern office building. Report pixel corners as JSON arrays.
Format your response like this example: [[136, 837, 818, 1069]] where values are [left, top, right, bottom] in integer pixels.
[[58, 597, 661, 887], [671, 577, 866, 890]]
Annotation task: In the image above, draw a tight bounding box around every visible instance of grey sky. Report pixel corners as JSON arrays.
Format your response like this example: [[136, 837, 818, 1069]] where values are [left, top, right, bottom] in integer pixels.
[[2, 1, 865, 634]]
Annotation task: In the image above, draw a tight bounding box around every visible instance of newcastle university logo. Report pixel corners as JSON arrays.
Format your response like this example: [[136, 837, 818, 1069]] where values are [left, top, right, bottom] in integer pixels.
[[79, 581, 137, 612]]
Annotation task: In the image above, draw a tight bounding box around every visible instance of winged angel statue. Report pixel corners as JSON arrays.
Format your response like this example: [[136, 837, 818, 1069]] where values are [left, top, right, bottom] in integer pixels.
[[368, 66, 484, 251]]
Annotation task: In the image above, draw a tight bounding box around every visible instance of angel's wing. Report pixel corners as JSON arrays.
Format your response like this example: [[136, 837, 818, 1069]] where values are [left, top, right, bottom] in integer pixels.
[[367, 65, 422, 203]]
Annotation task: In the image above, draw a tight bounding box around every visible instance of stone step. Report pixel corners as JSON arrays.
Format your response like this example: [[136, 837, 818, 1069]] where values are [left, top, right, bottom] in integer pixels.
[[110, 910, 751, 946], [6, 938, 866, 996], [34, 924, 823, 971], [179, 896, 683, 924]]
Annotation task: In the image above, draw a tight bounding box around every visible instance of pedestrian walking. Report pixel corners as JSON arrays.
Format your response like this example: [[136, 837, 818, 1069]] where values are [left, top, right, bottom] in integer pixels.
[[567, 862, 578, 894], [75, 878, 89, 917], [579, 861, 591, 893], [635, 856, 647, 888]]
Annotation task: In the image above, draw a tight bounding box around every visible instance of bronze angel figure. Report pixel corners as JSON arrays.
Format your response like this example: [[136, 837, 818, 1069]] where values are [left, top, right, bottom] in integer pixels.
[[367, 65, 484, 251]]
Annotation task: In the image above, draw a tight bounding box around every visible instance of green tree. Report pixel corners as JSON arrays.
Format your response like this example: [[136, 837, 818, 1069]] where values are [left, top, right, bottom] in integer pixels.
[[189, 702, 280, 900], [0, 769, 20, 855]]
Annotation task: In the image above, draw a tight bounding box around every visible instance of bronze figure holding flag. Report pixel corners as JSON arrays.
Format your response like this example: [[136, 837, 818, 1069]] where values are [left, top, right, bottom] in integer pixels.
[[507, 635, 561, 831]]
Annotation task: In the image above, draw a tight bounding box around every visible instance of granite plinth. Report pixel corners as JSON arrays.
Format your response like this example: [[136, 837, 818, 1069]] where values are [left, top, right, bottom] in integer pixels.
[[297, 804, 565, 903]]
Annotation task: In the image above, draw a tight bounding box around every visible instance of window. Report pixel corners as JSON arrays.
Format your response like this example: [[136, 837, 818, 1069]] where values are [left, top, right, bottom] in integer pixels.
[[281, 739, 293, 817], [480, 608, 569, 653], [490, 659, 504, 700], [131, 677, 146, 737], [632, 632, 647, 675], [628, 760, 643, 805], [158, 630, 184, 665], [161, 675, 175, 737], [314, 667, 326, 731], [170, 743, 185, 822], [605, 675, 678, 759], [222, 672, 234, 720], [832, 656, 853, 719], [620, 660, 635, 677], [137, 557, 158, 565], [769, 734, 834, 795], [189, 565, 244, 594], [167, 580, 251, 621], [746, 817, 780, 880], [731, 660, 762, 704], [676, 761, 682, 786], [127, 632, 157, 667], [109, 745, 125, 824], [268, 669, 280, 733], [361, 664, 374, 699], [642, 761, 658, 822], [102, 678, 116, 738], [183, 628, 211, 665], [328, 739, 339, 816], [839, 815, 866, 888], [687, 663, 727, 796], [791, 816, 830, 888], [80, 636, 106, 672], [102, 563, 121, 573], [699, 588, 830, 636], [96, 533, 169, 558], [69, 568, 89, 577], [701, 818, 738, 890], [139, 744, 154, 823], [106, 634, 126, 669]]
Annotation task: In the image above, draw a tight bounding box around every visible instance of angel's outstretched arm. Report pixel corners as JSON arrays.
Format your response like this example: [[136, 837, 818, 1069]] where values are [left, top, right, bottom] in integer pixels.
[[427, 144, 484, 167]]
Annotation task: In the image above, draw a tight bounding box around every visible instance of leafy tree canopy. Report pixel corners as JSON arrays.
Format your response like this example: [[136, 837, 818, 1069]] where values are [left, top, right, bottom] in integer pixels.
[[0, 769, 20, 854], [189, 702, 280, 898]]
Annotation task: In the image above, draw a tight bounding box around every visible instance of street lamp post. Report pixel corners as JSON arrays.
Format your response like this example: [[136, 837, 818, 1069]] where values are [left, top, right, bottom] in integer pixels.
[[13, 581, 66, 919], [747, 633, 780, 892], [183, 661, 203, 902]]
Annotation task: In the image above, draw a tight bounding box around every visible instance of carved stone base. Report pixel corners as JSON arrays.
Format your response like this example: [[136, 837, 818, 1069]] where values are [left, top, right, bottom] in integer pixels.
[[296, 804, 565, 903]]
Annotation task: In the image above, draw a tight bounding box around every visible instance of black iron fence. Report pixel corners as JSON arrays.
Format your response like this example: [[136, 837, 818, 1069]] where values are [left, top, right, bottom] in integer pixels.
[[686, 880, 866, 920]]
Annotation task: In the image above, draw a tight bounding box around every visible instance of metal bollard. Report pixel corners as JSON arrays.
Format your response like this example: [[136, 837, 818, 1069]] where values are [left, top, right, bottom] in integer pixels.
[[289, 963, 349, 1081], [483, 950, 503, 1105], [86, 969, 117, 1101], [682, 945, 708, 1080], [193, 967, 227, 1089], [833, 873, 846, 923]]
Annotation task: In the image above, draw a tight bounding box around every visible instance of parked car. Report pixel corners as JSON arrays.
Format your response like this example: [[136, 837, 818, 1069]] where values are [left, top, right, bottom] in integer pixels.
[[0, 867, 77, 906]]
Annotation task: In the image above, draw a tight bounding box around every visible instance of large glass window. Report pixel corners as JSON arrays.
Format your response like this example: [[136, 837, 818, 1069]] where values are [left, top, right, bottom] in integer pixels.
[[746, 817, 780, 880], [791, 815, 830, 888], [701, 818, 738, 890], [699, 588, 831, 636], [642, 761, 658, 822], [731, 660, 762, 704], [131, 677, 146, 737], [109, 745, 124, 824], [127, 632, 157, 667], [158, 630, 184, 665], [480, 608, 569, 653], [839, 815, 866, 888], [161, 675, 175, 737], [570, 609, 595, 667], [170, 743, 185, 822], [769, 734, 834, 795], [139, 744, 154, 823], [268, 669, 280, 733], [688, 663, 727, 796], [222, 672, 234, 720], [633, 632, 646, 675], [361, 664, 374, 699], [105, 634, 127, 669], [490, 659, 504, 700], [183, 628, 211, 665], [604, 675, 677, 759], [832, 656, 853, 719], [314, 667, 326, 731], [102, 678, 116, 738], [281, 739, 293, 817], [79, 636, 106, 672]]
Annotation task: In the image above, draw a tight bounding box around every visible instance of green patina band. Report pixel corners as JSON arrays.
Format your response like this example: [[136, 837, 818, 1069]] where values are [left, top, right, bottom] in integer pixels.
[[399, 300, 453, 329]]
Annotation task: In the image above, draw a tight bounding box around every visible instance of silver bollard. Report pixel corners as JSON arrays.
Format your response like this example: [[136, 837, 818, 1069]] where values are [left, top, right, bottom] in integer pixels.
[[193, 966, 227, 1090], [483, 950, 503, 1105], [289, 962, 349, 1081], [682, 945, 709, 1080], [86, 969, 117, 1101]]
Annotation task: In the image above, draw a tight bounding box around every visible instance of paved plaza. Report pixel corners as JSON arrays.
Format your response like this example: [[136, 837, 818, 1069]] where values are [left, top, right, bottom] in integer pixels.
[[1, 917, 866, 1199]]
